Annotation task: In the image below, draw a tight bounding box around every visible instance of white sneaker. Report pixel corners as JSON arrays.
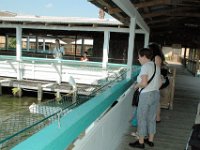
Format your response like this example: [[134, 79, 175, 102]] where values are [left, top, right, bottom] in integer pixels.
[[130, 132, 139, 139]]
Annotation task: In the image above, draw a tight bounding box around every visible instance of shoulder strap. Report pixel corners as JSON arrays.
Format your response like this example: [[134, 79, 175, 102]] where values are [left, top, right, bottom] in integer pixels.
[[147, 62, 156, 84], [140, 62, 156, 92]]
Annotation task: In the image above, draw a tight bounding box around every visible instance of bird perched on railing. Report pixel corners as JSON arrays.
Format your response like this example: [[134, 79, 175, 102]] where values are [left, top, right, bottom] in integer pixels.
[[65, 73, 77, 104]]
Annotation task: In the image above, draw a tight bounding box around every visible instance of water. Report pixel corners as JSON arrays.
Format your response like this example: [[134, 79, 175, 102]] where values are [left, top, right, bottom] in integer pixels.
[[0, 90, 58, 149], [0, 94, 38, 121], [0, 91, 91, 149], [0, 66, 127, 149]]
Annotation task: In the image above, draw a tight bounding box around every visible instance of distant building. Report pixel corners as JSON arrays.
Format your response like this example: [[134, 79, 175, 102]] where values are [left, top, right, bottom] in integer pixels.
[[0, 10, 132, 63], [0, 11, 17, 17]]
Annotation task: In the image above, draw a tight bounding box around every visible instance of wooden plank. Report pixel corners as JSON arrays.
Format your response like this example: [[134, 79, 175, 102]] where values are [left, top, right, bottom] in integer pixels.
[[116, 64, 200, 150], [134, 0, 171, 9]]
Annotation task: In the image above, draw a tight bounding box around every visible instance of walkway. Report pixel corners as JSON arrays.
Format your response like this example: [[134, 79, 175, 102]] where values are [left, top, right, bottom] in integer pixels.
[[117, 63, 200, 150]]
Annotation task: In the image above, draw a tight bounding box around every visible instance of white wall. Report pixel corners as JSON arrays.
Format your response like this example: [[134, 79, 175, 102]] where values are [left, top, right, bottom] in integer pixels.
[[72, 84, 134, 150]]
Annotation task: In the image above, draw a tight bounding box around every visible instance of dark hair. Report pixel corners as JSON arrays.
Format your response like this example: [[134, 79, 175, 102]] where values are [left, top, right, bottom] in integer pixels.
[[148, 42, 165, 61], [138, 48, 153, 60]]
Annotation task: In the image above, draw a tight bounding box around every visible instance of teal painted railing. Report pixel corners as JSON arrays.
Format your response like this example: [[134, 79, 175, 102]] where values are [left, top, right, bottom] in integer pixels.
[[12, 67, 140, 150]]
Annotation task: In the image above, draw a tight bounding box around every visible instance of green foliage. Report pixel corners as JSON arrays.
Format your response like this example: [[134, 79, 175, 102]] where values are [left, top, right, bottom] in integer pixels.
[[12, 87, 21, 96], [8, 38, 16, 49]]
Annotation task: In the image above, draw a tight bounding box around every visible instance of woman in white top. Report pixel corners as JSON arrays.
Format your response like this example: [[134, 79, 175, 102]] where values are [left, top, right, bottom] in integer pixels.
[[129, 48, 161, 149], [53, 39, 64, 59]]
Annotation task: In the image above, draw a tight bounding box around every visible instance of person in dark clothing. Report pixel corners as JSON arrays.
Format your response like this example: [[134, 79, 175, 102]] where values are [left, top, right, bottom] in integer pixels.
[[148, 43, 165, 122]]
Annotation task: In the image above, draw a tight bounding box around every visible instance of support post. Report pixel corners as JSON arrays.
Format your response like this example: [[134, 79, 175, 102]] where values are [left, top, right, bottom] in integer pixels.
[[5, 35, 8, 50], [37, 84, 43, 101], [36, 36, 39, 51], [27, 36, 30, 51], [183, 47, 187, 67], [56, 90, 61, 100], [81, 38, 84, 56], [196, 49, 200, 76], [16, 26, 22, 80], [102, 30, 110, 69], [144, 32, 150, 48], [126, 18, 136, 79], [43, 38, 46, 51]]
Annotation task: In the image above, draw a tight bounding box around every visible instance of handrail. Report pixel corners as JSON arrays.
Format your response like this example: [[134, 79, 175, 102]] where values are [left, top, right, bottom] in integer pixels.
[[12, 80, 133, 150], [12, 68, 139, 150]]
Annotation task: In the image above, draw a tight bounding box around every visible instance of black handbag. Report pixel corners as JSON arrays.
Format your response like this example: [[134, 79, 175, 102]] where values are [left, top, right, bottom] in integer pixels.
[[132, 63, 156, 107], [132, 88, 140, 106]]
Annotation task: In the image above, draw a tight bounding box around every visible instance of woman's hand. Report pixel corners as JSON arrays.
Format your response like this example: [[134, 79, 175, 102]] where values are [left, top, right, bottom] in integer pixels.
[[133, 82, 138, 90]]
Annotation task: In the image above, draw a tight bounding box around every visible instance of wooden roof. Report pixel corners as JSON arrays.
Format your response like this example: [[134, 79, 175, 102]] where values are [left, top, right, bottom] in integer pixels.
[[89, 0, 200, 48]]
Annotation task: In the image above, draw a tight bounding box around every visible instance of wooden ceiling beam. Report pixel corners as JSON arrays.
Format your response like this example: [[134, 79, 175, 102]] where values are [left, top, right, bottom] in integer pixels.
[[142, 7, 195, 18], [146, 17, 173, 25], [88, 0, 124, 19], [88, 0, 116, 12], [134, 0, 171, 9], [182, 0, 200, 3], [145, 12, 200, 18], [108, 7, 122, 14]]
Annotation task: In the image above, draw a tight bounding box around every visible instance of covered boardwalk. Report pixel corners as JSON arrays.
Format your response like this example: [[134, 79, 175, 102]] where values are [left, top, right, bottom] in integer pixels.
[[1, 1, 200, 150], [117, 63, 200, 150]]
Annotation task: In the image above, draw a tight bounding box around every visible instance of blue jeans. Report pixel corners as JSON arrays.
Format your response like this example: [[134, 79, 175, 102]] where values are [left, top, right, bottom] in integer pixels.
[[137, 90, 160, 137]]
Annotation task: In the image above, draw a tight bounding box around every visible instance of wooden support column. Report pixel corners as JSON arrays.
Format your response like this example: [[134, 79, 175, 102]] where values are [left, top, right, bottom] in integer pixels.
[[5, 35, 8, 50], [16, 26, 22, 80], [56, 90, 61, 100], [43, 38, 46, 51], [126, 18, 136, 79], [37, 84, 43, 101], [102, 30, 110, 69], [16, 26, 22, 61], [81, 38, 84, 56], [27, 36, 30, 51], [144, 32, 149, 48], [183, 47, 187, 67], [18, 88, 22, 97], [196, 49, 200, 76], [36, 36, 39, 51]]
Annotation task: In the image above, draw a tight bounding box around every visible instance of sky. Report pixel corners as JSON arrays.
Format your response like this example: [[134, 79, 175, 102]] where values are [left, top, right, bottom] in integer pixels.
[[0, 0, 112, 18]]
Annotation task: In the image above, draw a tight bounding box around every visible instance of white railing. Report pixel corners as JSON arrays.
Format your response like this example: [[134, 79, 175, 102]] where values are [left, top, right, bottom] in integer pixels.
[[0, 56, 126, 85]]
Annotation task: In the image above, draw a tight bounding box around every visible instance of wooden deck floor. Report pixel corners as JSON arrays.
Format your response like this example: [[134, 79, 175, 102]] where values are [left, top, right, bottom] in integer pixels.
[[116, 63, 200, 150]]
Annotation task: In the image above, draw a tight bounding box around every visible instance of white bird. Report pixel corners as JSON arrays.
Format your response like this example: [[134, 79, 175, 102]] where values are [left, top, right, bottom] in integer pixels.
[[29, 103, 62, 118], [65, 73, 77, 103]]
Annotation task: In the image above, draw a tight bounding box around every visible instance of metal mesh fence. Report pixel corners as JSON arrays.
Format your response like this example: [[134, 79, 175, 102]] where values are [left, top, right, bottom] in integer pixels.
[[0, 68, 127, 149]]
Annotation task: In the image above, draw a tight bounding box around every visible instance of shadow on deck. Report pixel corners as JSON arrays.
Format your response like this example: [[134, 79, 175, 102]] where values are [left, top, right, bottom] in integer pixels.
[[117, 63, 200, 150]]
